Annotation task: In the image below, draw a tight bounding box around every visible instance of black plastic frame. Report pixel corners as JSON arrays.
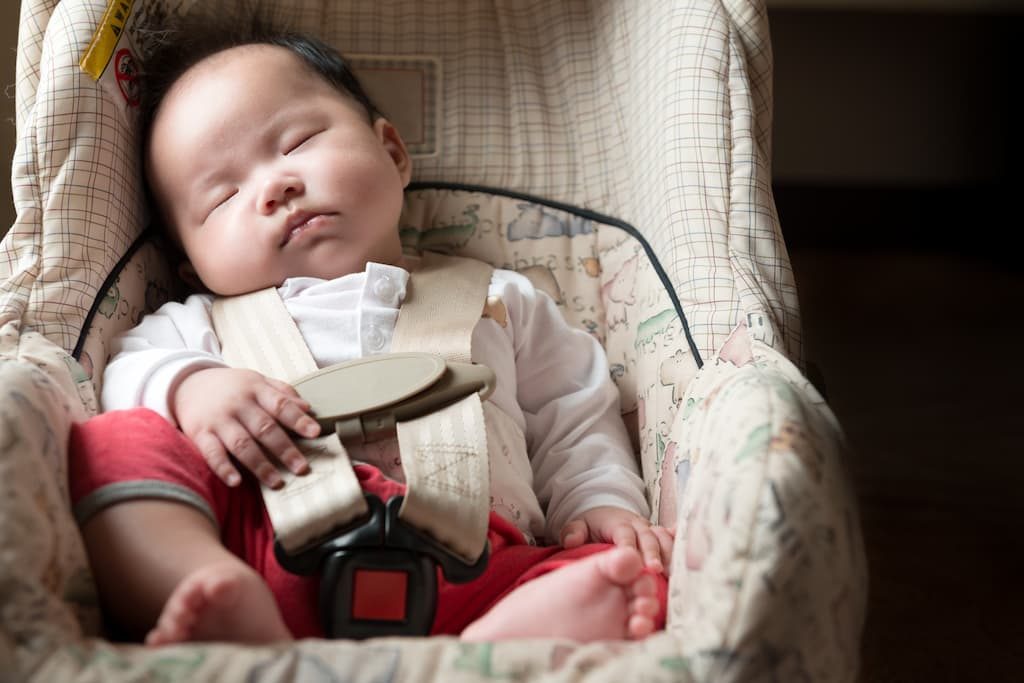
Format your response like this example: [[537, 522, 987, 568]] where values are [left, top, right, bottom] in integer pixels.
[[72, 228, 155, 361]]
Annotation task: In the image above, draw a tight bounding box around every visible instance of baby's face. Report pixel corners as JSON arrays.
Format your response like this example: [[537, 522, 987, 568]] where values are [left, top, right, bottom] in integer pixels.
[[147, 44, 411, 295]]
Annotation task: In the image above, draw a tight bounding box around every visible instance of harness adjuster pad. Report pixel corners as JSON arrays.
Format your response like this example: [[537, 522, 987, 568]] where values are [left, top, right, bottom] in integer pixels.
[[291, 352, 496, 443]]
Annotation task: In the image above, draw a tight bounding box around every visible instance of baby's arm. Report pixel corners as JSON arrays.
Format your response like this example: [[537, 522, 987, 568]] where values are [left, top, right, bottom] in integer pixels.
[[102, 296, 318, 488], [499, 272, 672, 567]]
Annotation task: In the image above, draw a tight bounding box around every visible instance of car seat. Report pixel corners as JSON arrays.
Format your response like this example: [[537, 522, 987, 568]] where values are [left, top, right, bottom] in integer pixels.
[[0, 1, 867, 681]]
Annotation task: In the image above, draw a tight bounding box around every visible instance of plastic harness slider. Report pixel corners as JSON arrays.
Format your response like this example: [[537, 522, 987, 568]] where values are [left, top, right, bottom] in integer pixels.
[[290, 352, 495, 444]]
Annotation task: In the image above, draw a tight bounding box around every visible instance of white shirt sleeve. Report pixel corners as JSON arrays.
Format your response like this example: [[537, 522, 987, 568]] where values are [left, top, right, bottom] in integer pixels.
[[495, 270, 650, 540], [100, 294, 228, 422]]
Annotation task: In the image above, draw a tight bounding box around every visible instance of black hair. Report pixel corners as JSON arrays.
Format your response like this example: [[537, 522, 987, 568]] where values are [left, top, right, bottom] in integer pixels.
[[135, 4, 383, 266], [138, 6, 382, 149]]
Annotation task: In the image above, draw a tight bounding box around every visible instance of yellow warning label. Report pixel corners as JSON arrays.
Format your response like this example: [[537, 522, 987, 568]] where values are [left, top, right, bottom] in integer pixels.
[[80, 0, 135, 81]]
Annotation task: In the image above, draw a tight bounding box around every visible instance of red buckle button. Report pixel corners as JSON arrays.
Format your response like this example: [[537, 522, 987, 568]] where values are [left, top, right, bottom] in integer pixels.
[[352, 569, 408, 622]]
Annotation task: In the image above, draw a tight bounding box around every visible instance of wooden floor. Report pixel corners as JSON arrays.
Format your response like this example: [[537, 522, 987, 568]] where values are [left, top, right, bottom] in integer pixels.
[[790, 248, 1024, 682]]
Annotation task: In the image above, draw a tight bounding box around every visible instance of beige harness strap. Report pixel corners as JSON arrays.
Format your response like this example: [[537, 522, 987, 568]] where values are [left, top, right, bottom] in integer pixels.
[[391, 252, 494, 563], [210, 253, 494, 564], [391, 251, 491, 363], [211, 289, 367, 554]]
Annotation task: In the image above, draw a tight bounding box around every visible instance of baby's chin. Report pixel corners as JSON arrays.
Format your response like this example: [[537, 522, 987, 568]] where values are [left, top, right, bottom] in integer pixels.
[[294, 254, 411, 282], [198, 256, 412, 295]]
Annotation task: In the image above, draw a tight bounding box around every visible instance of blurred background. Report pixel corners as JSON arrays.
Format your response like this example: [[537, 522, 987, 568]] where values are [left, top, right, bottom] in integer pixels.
[[769, 1, 1023, 681], [3, 1, 1022, 680]]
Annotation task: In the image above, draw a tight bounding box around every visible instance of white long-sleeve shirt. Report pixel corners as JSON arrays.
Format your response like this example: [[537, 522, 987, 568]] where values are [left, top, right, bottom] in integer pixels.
[[102, 261, 648, 542]]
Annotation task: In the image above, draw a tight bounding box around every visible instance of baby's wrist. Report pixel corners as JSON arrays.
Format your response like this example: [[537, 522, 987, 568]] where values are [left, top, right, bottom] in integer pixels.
[[168, 366, 219, 421]]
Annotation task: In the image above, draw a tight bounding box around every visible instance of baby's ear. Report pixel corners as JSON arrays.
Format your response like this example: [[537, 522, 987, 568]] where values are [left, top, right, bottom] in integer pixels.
[[374, 118, 412, 187]]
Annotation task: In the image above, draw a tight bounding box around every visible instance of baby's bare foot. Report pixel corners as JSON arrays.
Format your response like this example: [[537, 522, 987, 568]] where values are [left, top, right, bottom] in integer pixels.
[[145, 561, 292, 646], [461, 547, 662, 642]]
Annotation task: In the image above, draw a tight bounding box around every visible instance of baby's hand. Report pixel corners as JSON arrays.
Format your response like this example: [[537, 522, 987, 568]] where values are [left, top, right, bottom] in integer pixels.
[[171, 367, 321, 489], [561, 506, 675, 574]]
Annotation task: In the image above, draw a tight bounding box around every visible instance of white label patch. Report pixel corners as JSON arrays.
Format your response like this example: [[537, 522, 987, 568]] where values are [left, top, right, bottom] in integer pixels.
[[350, 56, 441, 158]]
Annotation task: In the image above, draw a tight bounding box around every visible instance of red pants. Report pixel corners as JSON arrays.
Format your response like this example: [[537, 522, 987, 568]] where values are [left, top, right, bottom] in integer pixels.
[[68, 408, 666, 638]]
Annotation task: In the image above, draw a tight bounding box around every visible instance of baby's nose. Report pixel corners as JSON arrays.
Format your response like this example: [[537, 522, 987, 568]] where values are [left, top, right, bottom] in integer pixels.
[[259, 176, 304, 213]]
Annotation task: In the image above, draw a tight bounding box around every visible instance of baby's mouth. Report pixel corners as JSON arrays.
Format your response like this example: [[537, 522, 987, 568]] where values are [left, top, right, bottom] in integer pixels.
[[280, 211, 331, 246]]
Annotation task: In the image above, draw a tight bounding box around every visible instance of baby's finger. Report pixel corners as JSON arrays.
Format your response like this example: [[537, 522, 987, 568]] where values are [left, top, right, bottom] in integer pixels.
[[652, 526, 675, 573], [192, 430, 241, 487], [240, 408, 310, 477], [560, 519, 588, 549], [216, 422, 283, 489], [257, 386, 320, 441], [610, 523, 640, 551], [264, 376, 308, 401], [636, 526, 665, 572]]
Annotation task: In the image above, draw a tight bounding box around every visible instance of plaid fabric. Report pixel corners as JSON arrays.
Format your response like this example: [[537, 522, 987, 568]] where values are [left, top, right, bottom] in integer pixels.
[[3, 0, 146, 350], [2, 0, 800, 366]]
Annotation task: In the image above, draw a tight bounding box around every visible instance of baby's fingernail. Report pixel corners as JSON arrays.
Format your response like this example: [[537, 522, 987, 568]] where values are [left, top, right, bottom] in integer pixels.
[[226, 473, 240, 487], [302, 420, 320, 437]]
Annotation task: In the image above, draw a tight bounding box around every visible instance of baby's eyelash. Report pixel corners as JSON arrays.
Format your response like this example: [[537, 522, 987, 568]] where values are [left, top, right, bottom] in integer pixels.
[[204, 189, 237, 221], [285, 130, 322, 154], [215, 189, 237, 208]]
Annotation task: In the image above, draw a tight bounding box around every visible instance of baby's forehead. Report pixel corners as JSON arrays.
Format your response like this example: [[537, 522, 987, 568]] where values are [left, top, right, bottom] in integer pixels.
[[174, 43, 318, 95], [145, 42, 372, 195], [162, 42, 365, 124]]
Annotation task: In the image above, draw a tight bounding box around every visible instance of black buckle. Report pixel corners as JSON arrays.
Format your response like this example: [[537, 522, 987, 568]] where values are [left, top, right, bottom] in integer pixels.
[[273, 494, 489, 639]]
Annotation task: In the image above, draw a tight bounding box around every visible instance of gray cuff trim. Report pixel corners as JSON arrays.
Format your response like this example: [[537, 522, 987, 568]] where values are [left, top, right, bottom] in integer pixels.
[[73, 480, 219, 532]]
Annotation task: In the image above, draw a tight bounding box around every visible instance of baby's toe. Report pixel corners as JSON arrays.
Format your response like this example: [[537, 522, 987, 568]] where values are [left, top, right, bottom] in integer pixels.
[[598, 547, 645, 585], [146, 618, 183, 647], [628, 572, 657, 599], [178, 585, 209, 614], [631, 595, 660, 619], [627, 613, 656, 639]]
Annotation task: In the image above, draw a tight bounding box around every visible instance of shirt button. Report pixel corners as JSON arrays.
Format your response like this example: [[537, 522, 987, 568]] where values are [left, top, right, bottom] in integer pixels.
[[364, 324, 387, 352], [372, 275, 396, 303]]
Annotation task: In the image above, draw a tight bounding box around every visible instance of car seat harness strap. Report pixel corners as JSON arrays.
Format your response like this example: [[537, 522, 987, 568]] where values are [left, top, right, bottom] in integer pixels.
[[210, 252, 494, 638], [211, 286, 370, 553]]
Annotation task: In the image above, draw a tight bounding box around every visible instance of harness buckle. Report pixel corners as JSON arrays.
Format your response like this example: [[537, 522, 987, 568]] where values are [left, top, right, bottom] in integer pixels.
[[274, 494, 489, 638]]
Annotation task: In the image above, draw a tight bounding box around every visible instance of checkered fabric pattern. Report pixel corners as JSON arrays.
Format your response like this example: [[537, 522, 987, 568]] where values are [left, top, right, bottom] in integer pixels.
[[2, 0, 800, 367]]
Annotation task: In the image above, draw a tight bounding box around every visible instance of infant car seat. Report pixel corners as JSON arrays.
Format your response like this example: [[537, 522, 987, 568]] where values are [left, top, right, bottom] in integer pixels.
[[0, 1, 867, 681]]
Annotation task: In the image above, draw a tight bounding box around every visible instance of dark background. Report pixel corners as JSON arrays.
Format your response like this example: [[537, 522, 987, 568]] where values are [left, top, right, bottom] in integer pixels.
[[770, 7, 1024, 681]]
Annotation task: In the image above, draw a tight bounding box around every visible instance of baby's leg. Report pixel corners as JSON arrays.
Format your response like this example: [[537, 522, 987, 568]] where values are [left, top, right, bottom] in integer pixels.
[[81, 499, 291, 645], [460, 546, 663, 642]]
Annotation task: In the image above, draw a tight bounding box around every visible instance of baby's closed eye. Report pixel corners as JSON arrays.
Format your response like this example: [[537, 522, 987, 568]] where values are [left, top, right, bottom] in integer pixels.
[[204, 188, 238, 221], [284, 129, 324, 154]]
